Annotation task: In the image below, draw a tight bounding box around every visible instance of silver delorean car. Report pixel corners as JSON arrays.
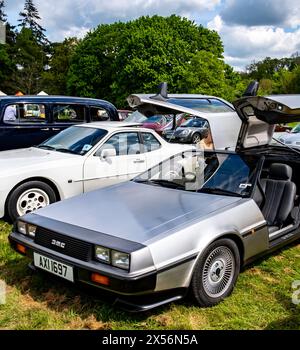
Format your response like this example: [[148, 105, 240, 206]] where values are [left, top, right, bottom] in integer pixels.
[[9, 94, 300, 311]]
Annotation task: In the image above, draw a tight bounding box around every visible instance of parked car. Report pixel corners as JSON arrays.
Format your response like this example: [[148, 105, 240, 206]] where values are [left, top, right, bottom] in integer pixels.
[[9, 94, 300, 311], [127, 85, 240, 150], [163, 116, 209, 143], [0, 95, 119, 151], [277, 123, 300, 148], [117, 110, 132, 121], [142, 114, 174, 135], [0, 122, 194, 221], [275, 124, 292, 132]]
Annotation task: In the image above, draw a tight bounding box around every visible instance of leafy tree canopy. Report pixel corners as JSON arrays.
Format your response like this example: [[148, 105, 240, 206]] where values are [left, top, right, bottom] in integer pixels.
[[42, 37, 79, 94], [68, 15, 232, 107]]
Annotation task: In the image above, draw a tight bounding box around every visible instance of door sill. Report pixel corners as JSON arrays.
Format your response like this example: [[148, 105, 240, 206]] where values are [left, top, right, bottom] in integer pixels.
[[269, 224, 294, 241]]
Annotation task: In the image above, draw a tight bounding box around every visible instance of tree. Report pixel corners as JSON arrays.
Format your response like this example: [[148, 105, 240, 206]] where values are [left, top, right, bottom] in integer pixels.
[[0, 0, 6, 22], [18, 0, 48, 45], [13, 28, 45, 94], [246, 57, 296, 80], [67, 15, 225, 107], [42, 37, 79, 94], [177, 51, 242, 101], [0, 0, 18, 94]]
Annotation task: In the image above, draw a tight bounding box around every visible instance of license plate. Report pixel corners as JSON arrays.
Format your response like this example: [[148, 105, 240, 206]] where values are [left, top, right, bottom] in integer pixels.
[[33, 253, 74, 282]]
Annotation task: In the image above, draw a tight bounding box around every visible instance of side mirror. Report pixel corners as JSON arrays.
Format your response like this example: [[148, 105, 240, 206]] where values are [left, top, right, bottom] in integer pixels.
[[99, 148, 116, 160]]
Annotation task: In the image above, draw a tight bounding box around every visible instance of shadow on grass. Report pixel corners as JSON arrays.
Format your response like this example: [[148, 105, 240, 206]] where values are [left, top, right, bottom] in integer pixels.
[[240, 239, 300, 273], [0, 253, 186, 327], [264, 292, 300, 330]]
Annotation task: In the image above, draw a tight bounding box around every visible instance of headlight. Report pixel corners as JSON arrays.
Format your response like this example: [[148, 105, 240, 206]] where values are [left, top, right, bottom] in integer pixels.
[[111, 250, 130, 270], [95, 245, 110, 264], [180, 129, 189, 136], [17, 221, 27, 235], [17, 221, 37, 238], [28, 224, 37, 238]]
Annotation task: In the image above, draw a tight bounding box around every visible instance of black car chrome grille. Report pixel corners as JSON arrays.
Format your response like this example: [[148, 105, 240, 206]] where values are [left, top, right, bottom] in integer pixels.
[[34, 227, 92, 262]]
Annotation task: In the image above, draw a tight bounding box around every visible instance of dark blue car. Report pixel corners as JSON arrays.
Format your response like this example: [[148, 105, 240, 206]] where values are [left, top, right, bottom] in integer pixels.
[[0, 95, 119, 151]]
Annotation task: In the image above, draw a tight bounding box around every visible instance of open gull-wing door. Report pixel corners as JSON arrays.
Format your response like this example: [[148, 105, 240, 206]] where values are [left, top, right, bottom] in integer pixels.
[[233, 95, 300, 150], [127, 83, 241, 150]]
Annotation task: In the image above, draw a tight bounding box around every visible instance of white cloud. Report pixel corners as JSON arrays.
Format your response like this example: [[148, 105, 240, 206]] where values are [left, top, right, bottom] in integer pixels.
[[31, 0, 221, 41], [6, 0, 300, 71], [208, 15, 300, 70]]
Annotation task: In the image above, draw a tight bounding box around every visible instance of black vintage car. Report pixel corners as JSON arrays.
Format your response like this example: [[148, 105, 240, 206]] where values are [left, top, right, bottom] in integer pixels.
[[0, 95, 119, 151]]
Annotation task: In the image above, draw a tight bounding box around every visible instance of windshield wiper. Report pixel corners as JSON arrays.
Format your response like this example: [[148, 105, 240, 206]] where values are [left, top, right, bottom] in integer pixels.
[[198, 187, 242, 197], [148, 179, 185, 189], [134, 178, 185, 189], [36, 145, 56, 150], [55, 148, 78, 155]]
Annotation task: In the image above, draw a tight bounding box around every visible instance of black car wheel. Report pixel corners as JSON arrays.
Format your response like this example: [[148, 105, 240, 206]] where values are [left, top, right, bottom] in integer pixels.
[[191, 238, 240, 307], [7, 181, 57, 222], [191, 133, 201, 144]]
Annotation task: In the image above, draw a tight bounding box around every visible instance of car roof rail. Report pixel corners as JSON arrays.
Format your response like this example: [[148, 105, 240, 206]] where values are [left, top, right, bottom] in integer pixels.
[[243, 80, 259, 96], [150, 82, 168, 101]]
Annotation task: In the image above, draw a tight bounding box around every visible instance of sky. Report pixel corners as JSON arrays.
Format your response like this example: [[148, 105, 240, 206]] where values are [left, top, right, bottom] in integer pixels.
[[3, 0, 300, 71]]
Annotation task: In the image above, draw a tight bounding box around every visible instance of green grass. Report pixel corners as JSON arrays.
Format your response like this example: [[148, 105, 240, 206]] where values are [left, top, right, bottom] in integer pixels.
[[0, 219, 300, 330]]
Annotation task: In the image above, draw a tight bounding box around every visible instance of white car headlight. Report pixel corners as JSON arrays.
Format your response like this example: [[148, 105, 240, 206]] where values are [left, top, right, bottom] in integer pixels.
[[17, 221, 27, 235], [95, 245, 110, 263], [28, 224, 37, 238], [111, 250, 130, 270]]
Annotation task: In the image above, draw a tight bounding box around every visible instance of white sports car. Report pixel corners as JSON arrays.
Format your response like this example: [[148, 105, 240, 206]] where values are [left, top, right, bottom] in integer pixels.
[[0, 122, 194, 221]]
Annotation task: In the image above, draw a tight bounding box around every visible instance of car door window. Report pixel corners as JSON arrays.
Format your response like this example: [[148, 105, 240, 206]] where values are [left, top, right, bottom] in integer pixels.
[[100, 132, 141, 156], [53, 104, 85, 123], [90, 106, 109, 121], [3, 103, 46, 124], [142, 132, 161, 152]]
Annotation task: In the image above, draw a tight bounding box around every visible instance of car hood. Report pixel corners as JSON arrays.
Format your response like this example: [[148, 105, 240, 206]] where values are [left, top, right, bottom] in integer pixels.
[[32, 181, 242, 244], [142, 122, 161, 129], [280, 132, 300, 141], [233, 95, 300, 149], [0, 147, 78, 172]]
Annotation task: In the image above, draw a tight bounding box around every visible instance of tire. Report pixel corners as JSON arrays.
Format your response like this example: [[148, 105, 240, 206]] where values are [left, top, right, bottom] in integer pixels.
[[191, 133, 201, 144], [191, 238, 240, 307], [7, 181, 57, 222]]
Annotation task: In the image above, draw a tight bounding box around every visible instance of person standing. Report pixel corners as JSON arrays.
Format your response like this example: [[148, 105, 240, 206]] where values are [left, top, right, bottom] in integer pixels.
[[3, 105, 17, 122], [197, 129, 214, 150]]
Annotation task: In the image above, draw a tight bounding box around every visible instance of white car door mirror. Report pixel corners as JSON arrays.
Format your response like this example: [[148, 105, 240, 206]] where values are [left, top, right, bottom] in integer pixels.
[[99, 148, 116, 160]]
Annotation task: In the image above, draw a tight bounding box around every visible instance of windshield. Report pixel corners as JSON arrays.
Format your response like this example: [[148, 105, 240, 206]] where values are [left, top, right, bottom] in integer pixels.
[[135, 150, 258, 197], [167, 98, 233, 113], [143, 115, 164, 124], [292, 124, 300, 133], [37, 126, 108, 155], [181, 118, 206, 128], [126, 110, 147, 123]]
